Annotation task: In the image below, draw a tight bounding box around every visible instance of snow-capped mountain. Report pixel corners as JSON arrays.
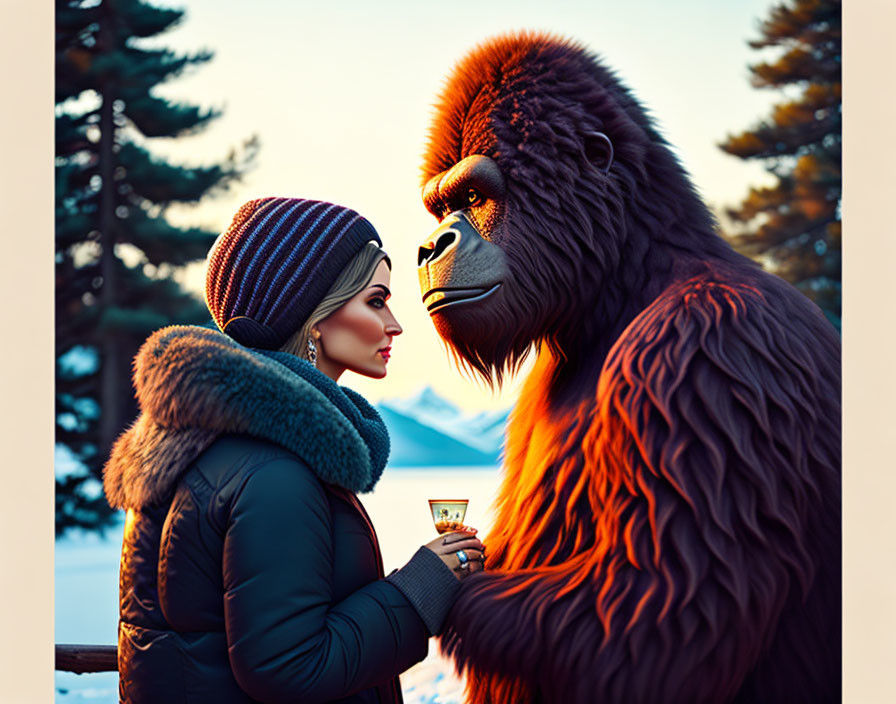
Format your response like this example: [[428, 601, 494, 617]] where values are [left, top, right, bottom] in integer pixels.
[[376, 387, 510, 467]]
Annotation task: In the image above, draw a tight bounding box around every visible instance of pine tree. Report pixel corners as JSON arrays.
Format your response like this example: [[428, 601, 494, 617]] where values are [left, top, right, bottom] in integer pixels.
[[720, 0, 841, 328], [55, 0, 257, 535]]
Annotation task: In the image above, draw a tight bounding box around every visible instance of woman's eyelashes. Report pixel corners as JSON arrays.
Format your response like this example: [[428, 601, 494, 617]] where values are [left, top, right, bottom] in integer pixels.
[[368, 296, 386, 309]]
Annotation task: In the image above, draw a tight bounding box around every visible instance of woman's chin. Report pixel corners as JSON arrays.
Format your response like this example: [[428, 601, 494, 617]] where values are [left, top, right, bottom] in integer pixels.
[[352, 361, 388, 379]]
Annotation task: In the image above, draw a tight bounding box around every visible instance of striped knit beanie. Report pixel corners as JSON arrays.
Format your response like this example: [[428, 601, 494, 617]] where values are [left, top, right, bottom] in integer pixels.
[[206, 197, 382, 349]]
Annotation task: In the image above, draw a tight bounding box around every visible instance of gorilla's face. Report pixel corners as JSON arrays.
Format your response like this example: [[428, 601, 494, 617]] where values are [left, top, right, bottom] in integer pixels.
[[417, 154, 526, 384], [418, 155, 508, 317], [418, 139, 615, 384]]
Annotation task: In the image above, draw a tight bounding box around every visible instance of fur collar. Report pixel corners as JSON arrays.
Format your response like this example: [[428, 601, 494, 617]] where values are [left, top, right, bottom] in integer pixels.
[[103, 325, 390, 509]]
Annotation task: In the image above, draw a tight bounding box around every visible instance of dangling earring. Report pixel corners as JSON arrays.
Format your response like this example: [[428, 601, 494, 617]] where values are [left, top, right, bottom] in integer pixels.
[[307, 336, 318, 366]]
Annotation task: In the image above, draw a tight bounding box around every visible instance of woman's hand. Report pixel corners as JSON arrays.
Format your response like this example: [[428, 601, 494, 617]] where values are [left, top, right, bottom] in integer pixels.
[[424, 528, 486, 579]]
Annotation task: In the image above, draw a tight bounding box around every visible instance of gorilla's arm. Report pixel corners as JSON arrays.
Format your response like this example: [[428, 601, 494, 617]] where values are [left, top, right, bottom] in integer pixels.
[[440, 278, 840, 704]]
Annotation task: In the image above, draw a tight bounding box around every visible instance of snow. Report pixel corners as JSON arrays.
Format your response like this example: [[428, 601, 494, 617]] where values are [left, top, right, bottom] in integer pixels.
[[57, 346, 99, 377], [55, 444, 87, 480], [55, 467, 503, 702]]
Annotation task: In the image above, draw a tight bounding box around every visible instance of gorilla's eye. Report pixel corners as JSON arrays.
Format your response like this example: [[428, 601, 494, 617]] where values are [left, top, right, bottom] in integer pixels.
[[466, 188, 484, 207]]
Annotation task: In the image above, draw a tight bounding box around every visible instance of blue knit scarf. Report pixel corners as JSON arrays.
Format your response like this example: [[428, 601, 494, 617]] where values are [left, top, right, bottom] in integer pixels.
[[103, 325, 391, 509], [256, 348, 391, 492]]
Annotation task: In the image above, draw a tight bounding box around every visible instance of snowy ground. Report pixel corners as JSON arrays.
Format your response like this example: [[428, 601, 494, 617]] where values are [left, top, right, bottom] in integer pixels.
[[55, 467, 501, 703]]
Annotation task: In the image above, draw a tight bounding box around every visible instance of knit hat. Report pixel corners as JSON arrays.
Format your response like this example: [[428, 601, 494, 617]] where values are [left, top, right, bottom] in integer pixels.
[[206, 197, 382, 349]]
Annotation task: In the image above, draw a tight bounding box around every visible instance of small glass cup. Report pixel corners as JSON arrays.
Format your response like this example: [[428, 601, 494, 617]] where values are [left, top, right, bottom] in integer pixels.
[[428, 499, 469, 534]]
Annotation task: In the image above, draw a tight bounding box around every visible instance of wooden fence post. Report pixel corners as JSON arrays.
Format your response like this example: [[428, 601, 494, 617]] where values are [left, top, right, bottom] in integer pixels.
[[55, 644, 118, 674]]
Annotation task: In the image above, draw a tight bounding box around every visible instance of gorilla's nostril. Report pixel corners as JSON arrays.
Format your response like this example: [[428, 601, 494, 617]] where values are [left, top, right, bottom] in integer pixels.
[[418, 231, 458, 267], [418, 244, 435, 267], [431, 231, 457, 261]]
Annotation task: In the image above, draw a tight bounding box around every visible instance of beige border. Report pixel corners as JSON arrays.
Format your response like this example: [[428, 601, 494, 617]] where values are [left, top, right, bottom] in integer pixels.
[[2, 1, 892, 701], [0, 1, 55, 701], [842, 1, 896, 702]]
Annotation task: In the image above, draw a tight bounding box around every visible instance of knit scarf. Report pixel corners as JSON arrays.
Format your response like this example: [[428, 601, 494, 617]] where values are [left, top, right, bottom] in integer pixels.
[[103, 325, 390, 510]]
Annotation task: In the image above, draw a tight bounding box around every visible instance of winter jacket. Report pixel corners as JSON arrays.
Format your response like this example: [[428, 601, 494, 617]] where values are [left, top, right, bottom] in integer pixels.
[[103, 326, 460, 704]]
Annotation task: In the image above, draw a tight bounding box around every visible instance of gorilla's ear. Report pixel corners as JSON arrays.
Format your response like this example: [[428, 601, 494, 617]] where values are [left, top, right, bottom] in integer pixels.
[[584, 131, 614, 174]]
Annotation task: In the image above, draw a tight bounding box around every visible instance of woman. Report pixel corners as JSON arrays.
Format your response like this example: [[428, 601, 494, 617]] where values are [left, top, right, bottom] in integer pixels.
[[103, 197, 486, 703]]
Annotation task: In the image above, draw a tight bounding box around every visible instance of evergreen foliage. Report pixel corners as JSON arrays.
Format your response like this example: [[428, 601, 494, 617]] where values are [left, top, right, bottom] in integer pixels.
[[55, 0, 257, 535], [720, 0, 841, 328]]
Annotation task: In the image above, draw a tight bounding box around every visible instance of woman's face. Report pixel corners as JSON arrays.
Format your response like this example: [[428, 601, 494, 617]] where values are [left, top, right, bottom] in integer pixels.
[[315, 259, 402, 381]]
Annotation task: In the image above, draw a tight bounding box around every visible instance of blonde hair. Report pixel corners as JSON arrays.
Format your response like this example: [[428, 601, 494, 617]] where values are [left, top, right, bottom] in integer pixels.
[[279, 241, 390, 361]]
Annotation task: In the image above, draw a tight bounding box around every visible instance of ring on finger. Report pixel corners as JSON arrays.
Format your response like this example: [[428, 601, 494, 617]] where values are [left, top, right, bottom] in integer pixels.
[[456, 549, 469, 567]]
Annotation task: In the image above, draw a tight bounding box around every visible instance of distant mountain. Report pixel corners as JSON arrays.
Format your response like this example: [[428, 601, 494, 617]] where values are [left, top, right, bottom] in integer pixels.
[[376, 387, 510, 467]]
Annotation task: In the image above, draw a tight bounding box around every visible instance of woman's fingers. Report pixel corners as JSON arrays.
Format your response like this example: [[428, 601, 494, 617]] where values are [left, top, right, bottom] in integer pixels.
[[466, 557, 485, 573], [454, 548, 485, 566], [454, 547, 486, 575], [434, 537, 485, 555], [439, 531, 482, 547], [425, 531, 483, 552], [422, 533, 488, 579]]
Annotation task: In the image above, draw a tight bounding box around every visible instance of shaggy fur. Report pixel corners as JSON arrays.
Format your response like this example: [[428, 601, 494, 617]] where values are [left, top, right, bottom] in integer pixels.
[[103, 325, 390, 509], [421, 33, 841, 703]]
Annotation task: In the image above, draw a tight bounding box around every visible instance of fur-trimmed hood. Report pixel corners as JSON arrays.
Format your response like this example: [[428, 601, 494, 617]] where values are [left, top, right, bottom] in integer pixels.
[[103, 325, 390, 509]]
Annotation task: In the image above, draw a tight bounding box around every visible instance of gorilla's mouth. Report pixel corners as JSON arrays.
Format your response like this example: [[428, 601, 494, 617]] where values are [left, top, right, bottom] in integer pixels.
[[423, 283, 502, 313]]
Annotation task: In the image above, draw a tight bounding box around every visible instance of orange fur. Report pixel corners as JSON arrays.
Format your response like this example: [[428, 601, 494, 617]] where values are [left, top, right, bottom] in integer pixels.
[[423, 33, 841, 703]]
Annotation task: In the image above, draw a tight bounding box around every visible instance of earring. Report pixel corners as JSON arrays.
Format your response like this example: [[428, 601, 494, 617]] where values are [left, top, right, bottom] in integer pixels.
[[307, 337, 317, 366]]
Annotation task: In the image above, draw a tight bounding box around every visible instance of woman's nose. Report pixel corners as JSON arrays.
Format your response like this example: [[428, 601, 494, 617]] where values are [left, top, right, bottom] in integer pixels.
[[385, 313, 402, 336]]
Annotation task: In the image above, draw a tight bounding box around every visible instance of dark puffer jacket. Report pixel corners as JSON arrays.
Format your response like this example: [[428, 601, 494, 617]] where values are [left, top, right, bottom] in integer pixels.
[[103, 326, 460, 703]]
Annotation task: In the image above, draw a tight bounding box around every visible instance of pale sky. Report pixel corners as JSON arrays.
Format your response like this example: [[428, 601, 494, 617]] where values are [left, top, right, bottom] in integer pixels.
[[139, 0, 780, 411]]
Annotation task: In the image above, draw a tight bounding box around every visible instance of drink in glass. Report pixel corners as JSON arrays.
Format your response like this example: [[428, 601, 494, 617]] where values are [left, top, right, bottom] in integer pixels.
[[428, 499, 469, 534]]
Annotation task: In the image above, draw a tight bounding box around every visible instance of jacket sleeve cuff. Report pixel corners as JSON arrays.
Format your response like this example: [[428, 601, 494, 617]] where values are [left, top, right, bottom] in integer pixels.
[[386, 546, 460, 636]]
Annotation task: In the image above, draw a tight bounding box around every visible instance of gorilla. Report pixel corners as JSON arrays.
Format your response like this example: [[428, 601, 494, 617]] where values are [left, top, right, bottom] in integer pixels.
[[416, 32, 840, 704]]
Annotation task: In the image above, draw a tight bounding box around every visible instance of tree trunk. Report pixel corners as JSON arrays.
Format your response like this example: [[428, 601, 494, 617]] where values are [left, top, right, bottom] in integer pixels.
[[98, 0, 120, 458]]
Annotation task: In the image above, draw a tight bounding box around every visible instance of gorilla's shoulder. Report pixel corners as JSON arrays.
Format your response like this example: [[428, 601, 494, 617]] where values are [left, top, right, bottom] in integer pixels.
[[601, 267, 838, 402]]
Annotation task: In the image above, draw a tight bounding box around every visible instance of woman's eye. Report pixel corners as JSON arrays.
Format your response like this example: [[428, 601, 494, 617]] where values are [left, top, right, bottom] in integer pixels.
[[368, 298, 386, 309], [466, 188, 483, 207]]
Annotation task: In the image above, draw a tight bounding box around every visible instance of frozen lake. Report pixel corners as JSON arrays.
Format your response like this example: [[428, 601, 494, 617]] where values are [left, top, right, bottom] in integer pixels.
[[56, 467, 502, 703]]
